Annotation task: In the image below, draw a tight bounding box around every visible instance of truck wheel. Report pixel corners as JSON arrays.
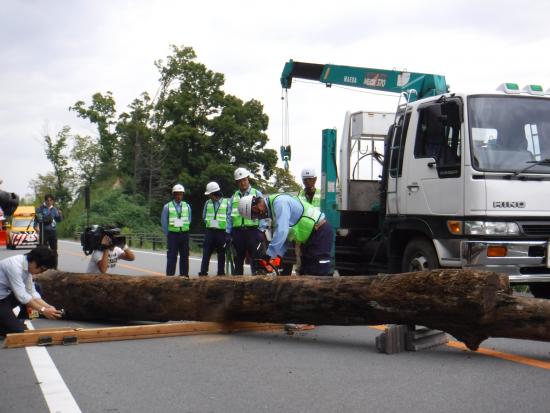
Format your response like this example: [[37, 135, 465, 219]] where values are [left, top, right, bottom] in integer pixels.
[[529, 284, 550, 299], [401, 238, 439, 273]]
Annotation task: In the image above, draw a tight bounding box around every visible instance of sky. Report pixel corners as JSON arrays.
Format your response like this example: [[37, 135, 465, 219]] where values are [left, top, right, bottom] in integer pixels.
[[2, 0, 550, 198]]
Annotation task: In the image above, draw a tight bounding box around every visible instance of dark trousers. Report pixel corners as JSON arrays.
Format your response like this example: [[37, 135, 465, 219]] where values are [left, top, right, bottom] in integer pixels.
[[0, 294, 27, 335], [166, 231, 189, 276], [42, 229, 58, 251], [199, 229, 226, 275], [232, 228, 263, 275], [300, 223, 334, 276]]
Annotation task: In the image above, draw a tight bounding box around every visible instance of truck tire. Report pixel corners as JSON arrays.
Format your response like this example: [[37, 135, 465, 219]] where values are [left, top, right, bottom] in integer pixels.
[[401, 238, 439, 273], [529, 284, 550, 300]]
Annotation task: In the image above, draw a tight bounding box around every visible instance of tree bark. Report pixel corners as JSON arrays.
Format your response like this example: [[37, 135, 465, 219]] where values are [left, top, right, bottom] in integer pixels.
[[34, 269, 550, 351]]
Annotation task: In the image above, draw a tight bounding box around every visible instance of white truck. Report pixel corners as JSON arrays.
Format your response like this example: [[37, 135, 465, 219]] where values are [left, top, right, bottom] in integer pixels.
[[281, 61, 550, 298]]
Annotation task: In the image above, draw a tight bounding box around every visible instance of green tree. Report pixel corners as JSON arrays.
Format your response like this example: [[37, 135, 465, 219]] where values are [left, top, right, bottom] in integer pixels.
[[29, 172, 58, 203], [70, 92, 117, 166], [256, 166, 301, 194], [43, 126, 73, 209], [71, 134, 102, 187], [71, 45, 278, 230]]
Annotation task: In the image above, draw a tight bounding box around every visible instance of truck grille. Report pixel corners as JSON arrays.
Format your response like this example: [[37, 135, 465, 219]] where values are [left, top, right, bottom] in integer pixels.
[[521, 224, 550, 236]]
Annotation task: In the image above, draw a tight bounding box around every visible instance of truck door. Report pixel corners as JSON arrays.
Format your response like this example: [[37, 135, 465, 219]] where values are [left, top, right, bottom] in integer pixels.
[[402, 99, 464, 216], [385, 112, 411, 215]]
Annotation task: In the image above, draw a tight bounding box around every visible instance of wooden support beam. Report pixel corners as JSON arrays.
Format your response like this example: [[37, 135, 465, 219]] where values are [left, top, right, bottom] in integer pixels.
[[4, 321, 285, 349]]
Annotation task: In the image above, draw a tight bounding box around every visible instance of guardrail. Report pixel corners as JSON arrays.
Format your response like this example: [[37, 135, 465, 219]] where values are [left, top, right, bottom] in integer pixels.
[[74, 232, 205, 252]]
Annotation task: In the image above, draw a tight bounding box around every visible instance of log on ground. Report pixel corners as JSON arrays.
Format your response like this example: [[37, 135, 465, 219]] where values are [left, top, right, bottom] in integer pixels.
[[34, 269, 550, 350]]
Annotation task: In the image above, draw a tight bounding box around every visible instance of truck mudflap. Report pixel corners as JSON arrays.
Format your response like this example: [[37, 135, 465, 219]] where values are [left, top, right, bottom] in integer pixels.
[[461, 240, 550, 283]]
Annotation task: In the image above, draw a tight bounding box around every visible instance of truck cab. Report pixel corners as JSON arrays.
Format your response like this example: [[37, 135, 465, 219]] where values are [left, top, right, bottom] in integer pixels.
[[382, 86, 550, 297], [6, 206, 38, 249]]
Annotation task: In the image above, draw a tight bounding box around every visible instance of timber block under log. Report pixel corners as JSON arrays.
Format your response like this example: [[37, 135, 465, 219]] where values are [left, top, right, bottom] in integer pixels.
[[376, 325, 449, 354]]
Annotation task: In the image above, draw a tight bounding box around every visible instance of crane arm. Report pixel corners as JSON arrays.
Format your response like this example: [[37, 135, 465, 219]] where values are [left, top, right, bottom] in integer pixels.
[[280, 60, 448, 101]]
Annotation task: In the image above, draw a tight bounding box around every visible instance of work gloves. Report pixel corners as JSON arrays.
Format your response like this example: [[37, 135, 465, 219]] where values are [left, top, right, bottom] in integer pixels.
[[258, 255, 281, 273]]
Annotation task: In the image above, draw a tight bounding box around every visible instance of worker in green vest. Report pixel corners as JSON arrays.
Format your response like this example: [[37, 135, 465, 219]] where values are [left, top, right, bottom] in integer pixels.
[[199, 181, 228, 276], [298, 168, 321, 208], [226, 167, 265, 275], [238, 193, 333, 276], [161, 184, 192, 277]]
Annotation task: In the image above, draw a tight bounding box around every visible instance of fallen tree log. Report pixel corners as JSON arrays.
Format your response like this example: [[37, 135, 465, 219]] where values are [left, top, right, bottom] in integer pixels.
[[34, 269, 550, 350]]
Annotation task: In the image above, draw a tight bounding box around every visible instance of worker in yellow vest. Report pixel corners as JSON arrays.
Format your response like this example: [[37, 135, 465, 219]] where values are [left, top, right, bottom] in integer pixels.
[[199, 182, 228, 276], [161, 184, 191, 277], [226, 167, 265, 275], [298, 168, 321, 208], [238, 193, 333, 276]]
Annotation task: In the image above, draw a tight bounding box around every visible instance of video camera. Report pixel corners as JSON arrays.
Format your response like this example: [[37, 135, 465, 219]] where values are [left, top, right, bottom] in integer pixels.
[[81, 225, 126, 255]]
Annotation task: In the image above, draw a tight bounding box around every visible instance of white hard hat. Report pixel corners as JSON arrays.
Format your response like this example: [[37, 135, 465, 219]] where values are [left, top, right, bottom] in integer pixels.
[[204, 181, 221, 195], [301, 168, 317, 179], [234, 167, 250, 181], [172, 184, 185, 193], [238, 195, 255, 220]]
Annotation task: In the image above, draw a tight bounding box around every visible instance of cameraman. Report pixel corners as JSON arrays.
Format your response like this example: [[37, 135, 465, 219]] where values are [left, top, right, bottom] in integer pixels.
[[35, 194, 63, 252], [86, 227, 135, 274]]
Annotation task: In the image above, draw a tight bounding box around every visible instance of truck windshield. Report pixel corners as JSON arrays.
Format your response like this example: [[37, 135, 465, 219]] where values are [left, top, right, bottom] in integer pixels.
[[13, 218, 33, 228], [468, 95, 550, 174]]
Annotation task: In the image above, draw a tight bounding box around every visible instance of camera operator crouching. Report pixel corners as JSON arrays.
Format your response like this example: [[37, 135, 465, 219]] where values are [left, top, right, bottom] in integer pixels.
[[81, 225, 135, 274]]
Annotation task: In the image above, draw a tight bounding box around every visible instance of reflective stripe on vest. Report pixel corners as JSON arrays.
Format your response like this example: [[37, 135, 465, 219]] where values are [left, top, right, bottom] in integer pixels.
[[205, 198, 228, 230], [168, 201, 190, 232], [268, 194, 322, 244], [231, 188, 258, 228], [298, 189, 321, 208]]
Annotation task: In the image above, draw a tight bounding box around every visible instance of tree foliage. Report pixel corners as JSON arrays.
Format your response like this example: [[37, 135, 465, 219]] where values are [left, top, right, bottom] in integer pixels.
[[43, 126, 73, 209], [37, 44, 296, 235], [71, 134, 102, 187], [70, 92, 117, 165]]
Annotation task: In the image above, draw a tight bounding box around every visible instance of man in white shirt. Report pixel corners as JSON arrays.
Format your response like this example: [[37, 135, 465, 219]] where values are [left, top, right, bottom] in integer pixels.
[[86, 234, 135, 274], [0, 246, 63, 335]]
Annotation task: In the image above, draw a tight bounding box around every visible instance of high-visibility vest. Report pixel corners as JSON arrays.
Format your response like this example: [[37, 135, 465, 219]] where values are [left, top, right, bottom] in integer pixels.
[[167, 201, 190, 232], [268, 194, 322, 244], [298, 189, 321, 208], [205, 198, 228, 230], [231, 188, 259, 228]]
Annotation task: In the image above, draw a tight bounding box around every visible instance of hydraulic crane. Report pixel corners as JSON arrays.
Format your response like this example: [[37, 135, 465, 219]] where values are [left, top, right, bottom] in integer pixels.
[[279, 60, 448, 168], [280, 60, 448, 99], [279, 59, 449, 227]]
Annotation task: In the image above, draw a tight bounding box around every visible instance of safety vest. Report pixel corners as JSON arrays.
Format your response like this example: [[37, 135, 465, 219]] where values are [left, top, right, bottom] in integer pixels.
[[268, 194, 322, 244], [167, 201, 190, 232], [298, 189, 321, 208], [231, 188, 259, 228], [205, 198, 228, 230]]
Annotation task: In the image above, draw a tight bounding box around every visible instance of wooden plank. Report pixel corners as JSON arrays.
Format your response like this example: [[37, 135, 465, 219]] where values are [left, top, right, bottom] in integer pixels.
[[4, 321, 285, 348]]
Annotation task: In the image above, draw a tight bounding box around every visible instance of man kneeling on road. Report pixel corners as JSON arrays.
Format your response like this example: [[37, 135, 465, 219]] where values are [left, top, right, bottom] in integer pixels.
[[0, 246, 63, 335], [238, 193, 333, 276]]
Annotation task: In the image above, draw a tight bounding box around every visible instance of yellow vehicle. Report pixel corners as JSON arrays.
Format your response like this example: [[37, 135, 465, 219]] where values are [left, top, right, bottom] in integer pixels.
[[6, 206, 38, 249]]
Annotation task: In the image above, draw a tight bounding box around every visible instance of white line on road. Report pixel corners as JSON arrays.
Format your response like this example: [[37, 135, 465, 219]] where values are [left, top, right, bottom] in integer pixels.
[[25, 320, 82, 413]]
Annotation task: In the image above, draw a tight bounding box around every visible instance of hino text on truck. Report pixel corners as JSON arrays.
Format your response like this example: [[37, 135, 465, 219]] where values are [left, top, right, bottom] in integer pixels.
[[281, 60, 550, 299]]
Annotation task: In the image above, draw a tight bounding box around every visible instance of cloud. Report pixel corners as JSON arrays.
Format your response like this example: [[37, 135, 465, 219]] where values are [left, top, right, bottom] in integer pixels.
[[2, 0, 550, 198]]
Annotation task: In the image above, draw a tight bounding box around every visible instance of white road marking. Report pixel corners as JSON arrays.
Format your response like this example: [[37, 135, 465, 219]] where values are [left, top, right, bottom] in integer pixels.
[[25, 320, 82, 413]]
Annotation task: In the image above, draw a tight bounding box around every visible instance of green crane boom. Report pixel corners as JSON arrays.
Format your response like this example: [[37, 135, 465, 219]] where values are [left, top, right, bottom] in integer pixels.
[[280, 60, 448, 101]]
